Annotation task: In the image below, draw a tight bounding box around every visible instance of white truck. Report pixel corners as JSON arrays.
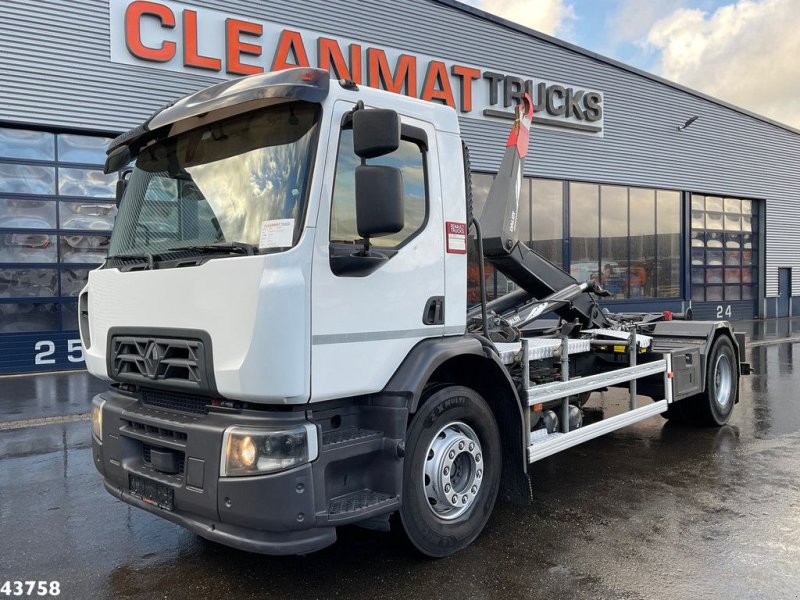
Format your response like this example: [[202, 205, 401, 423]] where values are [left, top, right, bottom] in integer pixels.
[[87, 68, 748, 557]]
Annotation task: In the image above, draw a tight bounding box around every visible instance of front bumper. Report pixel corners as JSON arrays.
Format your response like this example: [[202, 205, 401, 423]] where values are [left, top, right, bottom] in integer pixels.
[[91, 389, 403, 555]]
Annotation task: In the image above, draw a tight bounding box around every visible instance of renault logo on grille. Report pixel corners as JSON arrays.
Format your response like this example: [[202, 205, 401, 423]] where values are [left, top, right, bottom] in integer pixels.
[[143, 341, 163, 378]]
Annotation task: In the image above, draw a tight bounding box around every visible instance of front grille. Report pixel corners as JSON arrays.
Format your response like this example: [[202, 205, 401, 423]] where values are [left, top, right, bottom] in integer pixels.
[[122, 418, 188, 442], [140, 388, 210, 415], [110, 335, 206, 388]]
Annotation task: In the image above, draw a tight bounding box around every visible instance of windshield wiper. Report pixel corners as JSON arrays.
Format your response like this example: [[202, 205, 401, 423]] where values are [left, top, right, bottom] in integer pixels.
[[167, 241, 258, 256], [106, 253, 156, 270]]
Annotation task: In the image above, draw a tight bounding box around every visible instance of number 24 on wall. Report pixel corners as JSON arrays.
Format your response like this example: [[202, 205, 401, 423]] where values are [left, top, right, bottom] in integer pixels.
[[34, 340, 84, 365], [716, 305, 733, 319]]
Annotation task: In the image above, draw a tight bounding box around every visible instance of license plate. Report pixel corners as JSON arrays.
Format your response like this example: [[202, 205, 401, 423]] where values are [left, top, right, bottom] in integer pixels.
[[129, 474, 174, 511]]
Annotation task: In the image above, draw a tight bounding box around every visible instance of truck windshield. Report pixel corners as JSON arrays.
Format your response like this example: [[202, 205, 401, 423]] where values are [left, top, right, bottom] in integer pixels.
[[109, 101, 319, 259]]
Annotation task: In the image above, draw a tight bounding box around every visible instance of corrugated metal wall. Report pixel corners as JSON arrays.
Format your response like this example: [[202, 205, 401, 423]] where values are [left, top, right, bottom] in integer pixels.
[[2, 0, 798, 296]]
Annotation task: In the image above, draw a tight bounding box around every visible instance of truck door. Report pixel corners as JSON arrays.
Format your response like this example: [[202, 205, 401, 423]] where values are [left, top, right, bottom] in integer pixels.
[[310, 102, 445, 402]]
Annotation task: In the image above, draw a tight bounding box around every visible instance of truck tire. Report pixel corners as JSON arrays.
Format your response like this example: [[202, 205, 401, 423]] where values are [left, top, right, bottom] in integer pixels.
[[663, 335, 738, 426], [400, 385, 501, 557]]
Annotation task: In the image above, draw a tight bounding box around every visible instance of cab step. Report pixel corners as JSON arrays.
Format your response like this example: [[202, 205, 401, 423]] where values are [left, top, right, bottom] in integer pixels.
[[322, 427, 382, 447], [327, 489, 399, 523]]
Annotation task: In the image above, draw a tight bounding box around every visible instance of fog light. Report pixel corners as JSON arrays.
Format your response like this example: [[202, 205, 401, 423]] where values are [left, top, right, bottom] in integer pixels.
[[221, 424, 318, 477], [92, 397, 106, 442]]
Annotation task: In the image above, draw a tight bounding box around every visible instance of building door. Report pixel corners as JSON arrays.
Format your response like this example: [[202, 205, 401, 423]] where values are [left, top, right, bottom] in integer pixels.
[[778, 268, 791, 317]]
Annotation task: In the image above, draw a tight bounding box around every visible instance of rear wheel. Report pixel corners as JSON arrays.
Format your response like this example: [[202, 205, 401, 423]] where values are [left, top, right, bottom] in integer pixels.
[[663, 336, 738, 426], [400, 385, 501, 557]]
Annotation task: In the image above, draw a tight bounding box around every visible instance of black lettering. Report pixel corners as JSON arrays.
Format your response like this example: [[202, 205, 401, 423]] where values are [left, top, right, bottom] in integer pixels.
[[584, 92, 602, 122], [530, 82, 546, 112], [545, 84, 566, 116], [503, 75, 525, 108], [483, 71, 504, 106], [565, 88, 584, 119]]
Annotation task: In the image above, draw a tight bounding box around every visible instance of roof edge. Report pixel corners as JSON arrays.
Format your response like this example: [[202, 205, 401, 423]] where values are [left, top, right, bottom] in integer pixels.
[[433, 0, 800, 137]]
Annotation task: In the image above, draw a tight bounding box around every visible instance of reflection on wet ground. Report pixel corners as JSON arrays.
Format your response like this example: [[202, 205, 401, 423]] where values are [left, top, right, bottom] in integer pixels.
[[2, 342, 800, 599]]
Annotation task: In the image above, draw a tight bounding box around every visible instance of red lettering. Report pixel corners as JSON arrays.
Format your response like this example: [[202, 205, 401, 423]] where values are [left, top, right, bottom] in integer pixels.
[[367, 49, 417, 96], [451, 65, 481, 113], [182, 10, 221, 71], [125, 1, 176, 63], [225, 18, 264, 75], [318, 38, 361, 84], [272, 30, 310, 71], [421, 61, 455, 108]]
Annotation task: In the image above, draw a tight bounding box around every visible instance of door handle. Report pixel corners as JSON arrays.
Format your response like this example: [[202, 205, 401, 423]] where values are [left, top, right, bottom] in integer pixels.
[[423, 296, 445, 325]]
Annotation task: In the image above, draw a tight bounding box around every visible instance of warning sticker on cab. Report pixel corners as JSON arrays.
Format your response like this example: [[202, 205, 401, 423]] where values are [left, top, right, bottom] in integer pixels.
[[446, 221, 467, 254], [259, 218, 295, 249]]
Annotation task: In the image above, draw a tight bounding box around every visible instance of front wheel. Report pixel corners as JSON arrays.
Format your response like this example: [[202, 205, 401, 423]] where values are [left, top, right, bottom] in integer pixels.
[[400, 385, 501, 557]]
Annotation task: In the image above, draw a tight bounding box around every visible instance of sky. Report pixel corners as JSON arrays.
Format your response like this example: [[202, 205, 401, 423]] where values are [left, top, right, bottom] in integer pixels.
[[460, 0, 800, 129]]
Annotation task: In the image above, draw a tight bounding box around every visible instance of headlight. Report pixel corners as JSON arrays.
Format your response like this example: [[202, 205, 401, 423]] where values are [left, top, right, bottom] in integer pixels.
[[221, 424, 318, 477], [91, 397, 106, 442]]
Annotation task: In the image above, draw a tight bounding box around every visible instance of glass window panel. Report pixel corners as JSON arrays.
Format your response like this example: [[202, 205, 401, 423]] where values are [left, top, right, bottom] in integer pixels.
[[569, 183, 599, 282], [0, 302, 58, 333], [706, 231, 724, 248], [742, 268, 756, 284], [692, 287, 705, 302], [691, 194, 704, 211], [724, 268, 741, 283], [59, 201, 117, 231], [724, 213, 741, 231], [60, 234, 109, 263], [705, 212, 723, 231], [0, 198, 57, 229], [471, 173, 493, 220], [0, 163, 55, 195], [742, 250, 756, 266], [691, 210, 705, 229], [742, 215, 753, 232], [706, 250, 723, 266], [0, 128, 54, 161], [632, 188, 656, 298], [725, 286, 741, 301], [742, 233, 754, 249], [330, 133, 426, 247], [57, 134, 112, 165], [725, 233, 741, 249], [600, 185, 628, 298], [724, 198, 741, 213], [742, 285, 755, 300], [531, 178, 563, 267], [707, 268, 723, 284], [58, 167, 116, 198], [705, 196, 723, 212], [691, 231, 705, 247], [0, 232, 56, 263], [692, 268, 705, 284], [62, 301, 79, 331], [0, 268, 57, 297], [725, 250, 741, 265], [741, 199, 752, 214], [656, 190, 681, 298], [517, 178, 531, 245], [61, 269, 91, 296], [706, 286, 723, 301], [691, 248, 705, 266]]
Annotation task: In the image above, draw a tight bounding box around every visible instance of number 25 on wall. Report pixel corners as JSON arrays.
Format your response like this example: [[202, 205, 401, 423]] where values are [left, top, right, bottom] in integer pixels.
[[34, 339, 85, 365]]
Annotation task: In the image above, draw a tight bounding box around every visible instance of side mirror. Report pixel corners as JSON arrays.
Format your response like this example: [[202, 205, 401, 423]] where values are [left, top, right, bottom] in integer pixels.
[[116, 168, 132, 208], [356, 164, 404, 248], [352, 109, 400, 159]]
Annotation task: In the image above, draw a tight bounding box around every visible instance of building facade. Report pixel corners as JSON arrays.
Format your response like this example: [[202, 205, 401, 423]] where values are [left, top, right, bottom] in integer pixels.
[[1, 0, 798, 373]]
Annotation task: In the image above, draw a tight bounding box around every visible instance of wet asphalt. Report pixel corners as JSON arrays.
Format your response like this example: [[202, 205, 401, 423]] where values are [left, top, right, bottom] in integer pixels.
[[2, 320, 800, 599]]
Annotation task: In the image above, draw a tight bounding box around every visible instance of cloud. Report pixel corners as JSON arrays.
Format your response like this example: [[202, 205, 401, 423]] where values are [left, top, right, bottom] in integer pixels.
[[473, 0, 577, 37], [606, 0, 688, 45], [644, 0, 800, 128]]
